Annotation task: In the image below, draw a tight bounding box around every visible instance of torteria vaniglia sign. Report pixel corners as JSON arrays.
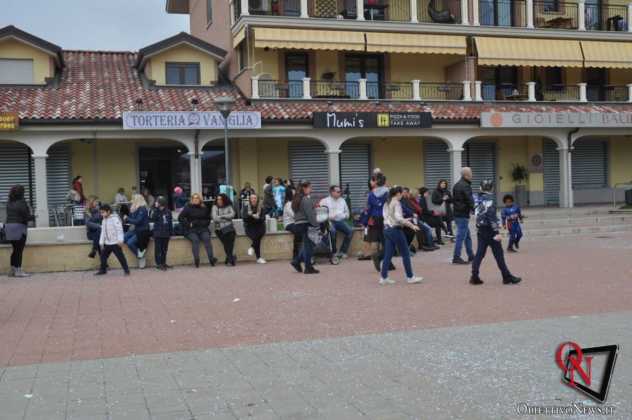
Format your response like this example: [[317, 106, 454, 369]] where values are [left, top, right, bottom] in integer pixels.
[[122, 111, 261, 130], [481, 112, 632, 128]]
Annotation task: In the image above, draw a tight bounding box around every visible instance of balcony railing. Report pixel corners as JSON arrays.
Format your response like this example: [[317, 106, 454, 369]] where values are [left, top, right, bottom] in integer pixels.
[[540, 84, 580, 101], [534, 1, 578, 29], [479, 0, 527, 27], [420, 82, 464, 100], [311, 80, 360, 98], [418, 0, 462, 23], [482, 83, 529, 100], [383, 82, 414, 99], [588, 85, 629, 102], [586, 4, 628, 31]]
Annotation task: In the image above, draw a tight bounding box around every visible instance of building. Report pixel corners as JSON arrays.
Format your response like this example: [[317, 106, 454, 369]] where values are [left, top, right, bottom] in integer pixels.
[[2, 0, 632, 231]]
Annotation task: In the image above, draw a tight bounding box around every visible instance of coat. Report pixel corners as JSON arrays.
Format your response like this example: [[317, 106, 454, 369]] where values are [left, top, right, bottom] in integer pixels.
[[150, 207, 173, 238], [243, 203, 266, 239], [126, 207, 149, 232], [85, 208, 102, 241], [178, 204, 211, 233], [4, 199, 33, 241], [452, 178, 474, 218]]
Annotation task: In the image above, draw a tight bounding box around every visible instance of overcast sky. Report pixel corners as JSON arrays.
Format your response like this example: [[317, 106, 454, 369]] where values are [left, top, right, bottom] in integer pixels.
[[1, 0, 189, 51]]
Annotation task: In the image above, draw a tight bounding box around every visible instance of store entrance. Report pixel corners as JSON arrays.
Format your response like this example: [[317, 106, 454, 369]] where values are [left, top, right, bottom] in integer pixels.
[[139, 147, 190, 209]]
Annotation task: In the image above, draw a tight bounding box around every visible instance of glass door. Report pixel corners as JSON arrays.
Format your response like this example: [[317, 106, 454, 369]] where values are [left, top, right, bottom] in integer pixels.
[[285, 53, 308, 98], [345, 54, 383, 99]]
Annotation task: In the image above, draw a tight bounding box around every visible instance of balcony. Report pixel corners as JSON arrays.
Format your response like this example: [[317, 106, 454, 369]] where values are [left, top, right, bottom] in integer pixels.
[[482, 83, 529, 100], [479, 0, 527, 27], [585, 4, 628, 31], [533, 1, 578, 29]]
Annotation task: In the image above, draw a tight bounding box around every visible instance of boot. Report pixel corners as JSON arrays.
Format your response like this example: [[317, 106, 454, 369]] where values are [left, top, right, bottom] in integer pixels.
[[88, 250, 96, 259], [507, 245, 517, 253], [371, 254, 381, 272], [208, 257, 217, 267], [194, 258, 200, 268], [469, 275, 484, 285], [7, 267, 16, 277], [14, 268, 31, 278], [503, 274, 522, 285], [388, 262, 396, 271]]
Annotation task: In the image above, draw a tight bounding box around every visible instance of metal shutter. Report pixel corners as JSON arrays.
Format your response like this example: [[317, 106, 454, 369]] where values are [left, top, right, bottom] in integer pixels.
[[47, 144, 72, 223], [462, 142, 496, 190], [0, 143, 34, 209], [543, 139, 560, 205], [423, 139, 451, 190], [289, 142, 329, 201], [572, 139, 608, 189], [340, 143, 370, 214]]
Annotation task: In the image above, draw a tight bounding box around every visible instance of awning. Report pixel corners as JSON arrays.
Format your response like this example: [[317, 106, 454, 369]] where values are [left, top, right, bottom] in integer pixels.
[[475, 37, 583, 67], [233, 27, 246, 48], [581, 41, 632, 69], [366, 33, 466, 55], [253, 28, 365, 51]]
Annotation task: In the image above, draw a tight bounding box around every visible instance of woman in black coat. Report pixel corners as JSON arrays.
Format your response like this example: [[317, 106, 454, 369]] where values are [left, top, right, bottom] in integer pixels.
[[432, 179, 454, 237], [243, 194, 267, 264], [178, 193, 217, 268], [4, 185, 34, 277]]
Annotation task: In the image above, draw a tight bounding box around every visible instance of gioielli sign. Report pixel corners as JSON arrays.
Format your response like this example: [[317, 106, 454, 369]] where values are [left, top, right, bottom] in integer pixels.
[[0, 112, 19, 131], [313, 112, 432, 129], [481, 111, 632, 128]]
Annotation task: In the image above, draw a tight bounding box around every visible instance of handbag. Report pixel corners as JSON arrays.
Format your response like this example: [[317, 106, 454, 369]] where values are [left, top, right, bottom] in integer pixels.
[[219, 224, 235, 235], [427, 199, 447, 217]]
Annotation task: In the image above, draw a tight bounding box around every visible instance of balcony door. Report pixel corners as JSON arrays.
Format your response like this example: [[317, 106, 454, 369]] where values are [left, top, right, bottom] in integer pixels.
[[585, 0, 602, 30], [480, 66, 517, 100], [285, 52, 308, 98], [480, 0, 513, 26], [586, 68, 607, 101], [345, 54, 383, 99]]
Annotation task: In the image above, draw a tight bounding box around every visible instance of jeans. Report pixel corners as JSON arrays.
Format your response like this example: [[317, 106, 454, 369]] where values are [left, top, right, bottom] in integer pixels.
[[292, 223, 314, 269], [186, 229, 215, 264], [508, 223, 523, 249], [217, 230, 236, 262], [471, 229, 511, 279], [154, 237, 170, 266], [286, 224, 303, 259], [381, 227, 414, 280], [124, 230, 139, 256], [453, 217, 474, 260], [419, 223, 434, 247], [330, 220, 353, 254], [10, 235, 27, 268], [100, 244, 130, 273]]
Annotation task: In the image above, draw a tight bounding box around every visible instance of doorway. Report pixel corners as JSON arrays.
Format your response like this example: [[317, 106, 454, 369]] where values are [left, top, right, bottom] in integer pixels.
[[139, 147, 190, 209]]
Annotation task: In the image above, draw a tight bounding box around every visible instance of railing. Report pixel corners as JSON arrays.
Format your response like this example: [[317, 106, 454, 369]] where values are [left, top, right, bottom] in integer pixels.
[[533, 1, 578, 29], [586, 4, 628, 31], [248, 0, 302, 16], [418, 0, 462, 23], [383, 82, 414, 99], [482, 83, 529, 100], [257, 80, 304, 98], [311, 80, 360, 98], [420, 82, 464, 100], [479, 0, 527, 27], [588, 85, 629, 102], [540, 84, 579, 101], [309, 0, 413, 20], [234, 0, 242, 21]]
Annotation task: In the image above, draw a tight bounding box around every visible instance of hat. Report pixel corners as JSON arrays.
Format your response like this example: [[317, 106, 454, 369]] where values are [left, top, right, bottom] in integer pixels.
[[173, 186, 183, 194]]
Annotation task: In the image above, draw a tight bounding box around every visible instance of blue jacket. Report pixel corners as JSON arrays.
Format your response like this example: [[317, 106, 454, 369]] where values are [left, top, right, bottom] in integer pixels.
[[127, 207, 149, 232], [501, 205, 522, 227], [85, 208, 102, 241], [367, 186, 388, 218], [475, 192, 500, 234], [150, 207, 173, 238]]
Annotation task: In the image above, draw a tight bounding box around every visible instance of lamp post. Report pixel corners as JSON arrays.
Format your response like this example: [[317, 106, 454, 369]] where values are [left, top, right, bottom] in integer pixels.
[[214, 96, 236, 188]]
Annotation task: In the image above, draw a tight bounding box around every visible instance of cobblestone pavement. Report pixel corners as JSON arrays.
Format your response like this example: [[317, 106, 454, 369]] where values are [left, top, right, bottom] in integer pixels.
[[0, 232, 631, 419]]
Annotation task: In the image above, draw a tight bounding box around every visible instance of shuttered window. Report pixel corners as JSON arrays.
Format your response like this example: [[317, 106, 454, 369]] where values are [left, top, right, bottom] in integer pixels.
[[47, 144, 72, 223], [0, 143, 34, 205], [462, 142, 497, 191], [288, 142, 329, 201], [340, 143, 370, 214], [0, 59, 34, 84], [572, 139, 608, 189], [543, 139, 560, 205], [423, 139, 451, 190]]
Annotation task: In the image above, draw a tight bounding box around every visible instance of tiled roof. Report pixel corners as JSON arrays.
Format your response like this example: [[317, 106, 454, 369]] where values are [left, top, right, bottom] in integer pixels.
[[3, 49, 632, 123]]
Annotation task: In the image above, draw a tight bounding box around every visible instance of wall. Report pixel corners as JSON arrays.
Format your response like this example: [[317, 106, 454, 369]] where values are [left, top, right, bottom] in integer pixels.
[[314, 50, 339, 81], [258, 138, 289, 191], [609, 136, 632, 187], [497, 136, 529, 194], [0, 38, 52, 84], [253, 48, 280, 79], [389, 53, 462, 82], [608, 69, 632, 85], [371, 137, 424, 188], [147, 44, 219, 86], [236, 138, 260, 191]]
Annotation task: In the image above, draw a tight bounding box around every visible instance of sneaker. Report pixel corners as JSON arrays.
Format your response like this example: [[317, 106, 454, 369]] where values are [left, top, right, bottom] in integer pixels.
[[256, 258, 267, 264], [452, 257, 469, 265], [469, 276, 484, 285], [406, 276, 423, 284], [503, 275, 522, 285], [379, 277, 396, 285], [338, 253, 348, 259], [138, 257, 146, 269], [421, 246, 436, 252], [14, 269, 31, 278], [290, 261, 303, 273], [515, 242, 520, 249], [137, 249, 146, 259], [247, 247, 254, 256], [507, 247, 517, 253], [304, 267, 320, 274], [358, 255, 372, 261]]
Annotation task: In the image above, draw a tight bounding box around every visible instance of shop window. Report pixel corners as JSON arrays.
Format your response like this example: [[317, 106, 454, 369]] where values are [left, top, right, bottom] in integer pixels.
[[0, 58, 34, 84], [285, 53, 308, 98], [139, 147, 190, 210], [166, 62, 201, 85], [207, 0, 213, 24]]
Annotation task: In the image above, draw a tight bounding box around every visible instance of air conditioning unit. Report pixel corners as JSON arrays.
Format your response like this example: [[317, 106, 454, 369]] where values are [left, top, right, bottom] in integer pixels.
[[250, 0, 272, 13]]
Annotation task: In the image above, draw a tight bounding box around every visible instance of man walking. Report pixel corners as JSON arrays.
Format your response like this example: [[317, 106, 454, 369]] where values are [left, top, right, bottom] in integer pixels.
[[320, 185, 352, 258], [452, 167, 475, 264]]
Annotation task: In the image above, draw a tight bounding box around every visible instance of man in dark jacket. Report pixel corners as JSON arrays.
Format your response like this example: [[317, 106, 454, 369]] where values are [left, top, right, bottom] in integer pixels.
[[470, 180, 521, 285], [452, 167, 475, 264]]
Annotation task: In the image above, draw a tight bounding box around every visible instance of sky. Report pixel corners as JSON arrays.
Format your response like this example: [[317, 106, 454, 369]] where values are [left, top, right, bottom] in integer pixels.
[[1, 0, 189, 51]]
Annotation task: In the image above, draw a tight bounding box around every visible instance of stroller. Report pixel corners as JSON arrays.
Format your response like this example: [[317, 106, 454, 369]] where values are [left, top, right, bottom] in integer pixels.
[[307, 206, 341, 265]]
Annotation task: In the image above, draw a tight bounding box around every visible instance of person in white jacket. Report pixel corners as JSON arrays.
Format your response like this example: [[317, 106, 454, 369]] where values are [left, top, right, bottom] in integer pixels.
[[319, 185, 353, 258], [95, 204, 130, 276]]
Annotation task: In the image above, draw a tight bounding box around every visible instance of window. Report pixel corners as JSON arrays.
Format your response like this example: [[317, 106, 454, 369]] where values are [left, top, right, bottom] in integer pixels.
[[206, 0, 213, 24], [165, 63, 201, 85], [285, 53, 308, 98], [238, 44, 247, 71], [345, 54, 383, 99], [0, 59, 34, 84], [545, 67, 563, 90], [543, 0, 561, 13]]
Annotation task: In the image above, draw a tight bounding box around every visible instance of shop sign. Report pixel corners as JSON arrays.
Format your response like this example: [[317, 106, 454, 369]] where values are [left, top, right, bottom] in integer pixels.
[[0, 112, 19, 131], [122, 111, 261, 130], [313, 112, 432, 129], [481, 112, 632, 128]]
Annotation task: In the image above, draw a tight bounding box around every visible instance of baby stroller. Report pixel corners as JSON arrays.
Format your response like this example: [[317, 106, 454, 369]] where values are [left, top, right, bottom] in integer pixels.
[[308, 206, 341, 265]]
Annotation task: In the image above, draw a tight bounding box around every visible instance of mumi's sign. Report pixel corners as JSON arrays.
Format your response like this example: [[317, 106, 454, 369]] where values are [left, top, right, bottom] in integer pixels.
[[122, 111, 261, 130], [481, 112, 632, 128]]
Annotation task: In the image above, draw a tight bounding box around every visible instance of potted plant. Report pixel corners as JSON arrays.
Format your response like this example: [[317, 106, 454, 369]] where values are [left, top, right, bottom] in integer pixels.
[[511, 163, 529, 207]]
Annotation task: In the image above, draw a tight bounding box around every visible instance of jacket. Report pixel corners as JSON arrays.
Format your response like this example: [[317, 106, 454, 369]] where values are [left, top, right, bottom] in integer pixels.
[[127, 207, 149, 232], [282, 201, 295, 228], [5, 199, 33, 225], [475, 192, 500, 234], [452, 178, 474, 218], [150, 207, 173, 238], [243, 203, 266, 237], [99, 215, 124, 246], [319, 196, 349, 222], [383, 199, 416, 230], [212, 205, 235, 231], [367, 186, 388, 218], [293, 196, 318, 226], [178, 204, 211, 232], [263, 184, 275, 210], [85, 208, 102, 241], [501, 204, 523, 230]]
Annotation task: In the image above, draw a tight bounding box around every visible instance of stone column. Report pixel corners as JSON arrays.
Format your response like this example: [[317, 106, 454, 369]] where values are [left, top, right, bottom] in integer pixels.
[[412, 80, 421, 101], [474, 81, 482, 101], [410, 0, 418, 22], [461, 0, 469, 25], [627, 83, 632, 102], [251, 76, 260, 99], [356, 0, 365, 20], [241, 0, 250, 16], [188, 152, 202, 195], [578, 82, 587, 102], [448, 148, 464, 187], [32, 154, 49, 228], [472, 0, 480, 26], [300, 0, 309, 18], [462, 80, 472, 101], [527, 81, 536, 102], [578, 0, 586, 30], [358, 78, 368, 100], [303, 77, 312, 99], [526, 0, 534, 28], [558, 146, 573, 208], [327, 150, 341, 187]]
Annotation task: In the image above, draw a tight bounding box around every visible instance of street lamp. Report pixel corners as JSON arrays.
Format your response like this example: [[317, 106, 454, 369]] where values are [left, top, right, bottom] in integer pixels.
[[214, 96, 235, 188]]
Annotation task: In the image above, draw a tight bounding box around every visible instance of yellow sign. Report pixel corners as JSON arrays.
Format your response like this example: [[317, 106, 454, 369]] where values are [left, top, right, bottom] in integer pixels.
[[0, 113, 19, 131], [377, 113, 390, 128]]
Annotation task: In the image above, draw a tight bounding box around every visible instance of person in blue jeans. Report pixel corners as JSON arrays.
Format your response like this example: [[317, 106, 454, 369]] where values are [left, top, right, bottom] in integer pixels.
[[451, 167, 475, 264], [379, 186, 423, 285], [290, 181, 319, 275], [123, 194, 150, 269], [320, 185, 352, 258]]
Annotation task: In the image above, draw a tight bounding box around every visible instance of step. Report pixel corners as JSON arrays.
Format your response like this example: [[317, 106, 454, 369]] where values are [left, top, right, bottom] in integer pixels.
[[521, 214, 632, 228], [518, 223, 632, 238], [520, 206, 613, 220]]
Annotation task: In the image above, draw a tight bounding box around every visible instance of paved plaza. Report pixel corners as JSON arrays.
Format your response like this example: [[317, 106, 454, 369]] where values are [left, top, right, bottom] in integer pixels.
[[0, 232, 631, 419]]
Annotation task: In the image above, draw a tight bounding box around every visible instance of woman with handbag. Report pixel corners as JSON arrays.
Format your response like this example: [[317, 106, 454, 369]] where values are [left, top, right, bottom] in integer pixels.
[[4, 185, 34, 277], [243, 194, 267, 264], [418, 187, 445, 245], [178, 193, 217, 268], [212, 193, 236, 266], [432, 179, 454, 237], [290, 181, 319, 274]]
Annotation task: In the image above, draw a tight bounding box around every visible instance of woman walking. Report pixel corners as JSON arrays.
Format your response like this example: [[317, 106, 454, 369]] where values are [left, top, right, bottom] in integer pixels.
[[178, 193, 217, 268], [4, 185, 34, 277], [283, 199, 301, 260], [85, 196, 102, 259], [290, 181, 319, 275], [243, 194, 267, 264], [379, 186, 423, 285], [212, 194, 236, 266]]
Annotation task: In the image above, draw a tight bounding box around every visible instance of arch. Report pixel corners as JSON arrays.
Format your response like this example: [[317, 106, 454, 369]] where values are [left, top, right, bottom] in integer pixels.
[[45, 136, 193, 154], [200, 135, 331, 151]]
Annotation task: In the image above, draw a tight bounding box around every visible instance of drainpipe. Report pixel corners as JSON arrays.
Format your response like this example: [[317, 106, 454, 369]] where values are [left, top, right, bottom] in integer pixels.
[[567, 128, 579, 208]]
